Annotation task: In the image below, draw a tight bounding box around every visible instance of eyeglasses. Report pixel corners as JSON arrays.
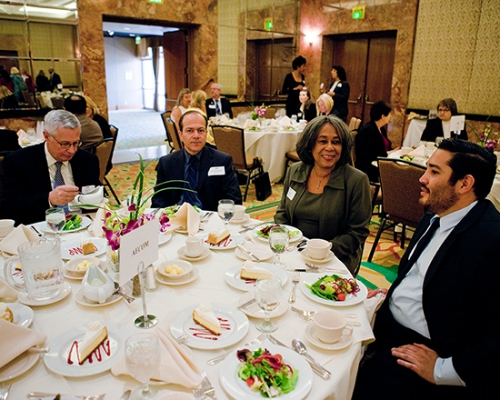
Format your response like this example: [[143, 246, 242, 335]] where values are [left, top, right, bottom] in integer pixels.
[[50, 135, 82, 149], [438, 108, 450, 113]]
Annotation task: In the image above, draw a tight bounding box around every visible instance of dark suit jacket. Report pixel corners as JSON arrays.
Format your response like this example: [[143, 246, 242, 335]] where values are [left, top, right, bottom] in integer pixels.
[[49, 72, 62, 91], [205, 98, 233, 119], [329, 80, 350, 121], [298, 101, 316, 122], [355, 120, 391, 182], [421, 118, 468, 142], [372, 200, 500, 397], [151, 146, 242, 211], [1, 143, 100, 225]]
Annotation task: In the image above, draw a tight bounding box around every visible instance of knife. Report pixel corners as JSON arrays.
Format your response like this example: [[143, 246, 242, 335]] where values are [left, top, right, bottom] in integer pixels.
[[268, 335, 331, 380], [238, 221, 267, 233], [236, 244, 261, 262], [237, 298, 256, 310]]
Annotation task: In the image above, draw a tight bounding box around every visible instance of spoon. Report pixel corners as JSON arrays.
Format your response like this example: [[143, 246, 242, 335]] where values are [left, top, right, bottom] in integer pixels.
[[305, 263, 348, 274], [290, 307, 360, 325], [113, 282, 135, 303], [292, 339, 331, 379]]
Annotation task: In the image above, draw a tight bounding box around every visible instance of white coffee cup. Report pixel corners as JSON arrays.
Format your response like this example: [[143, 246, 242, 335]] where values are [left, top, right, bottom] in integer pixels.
[[185, 237, 203, 257], [401, 146, 412, 154], [313, 310, 353, 344], [233, 205, 246, 221], [307, 238, 332, 260], [0, 219, 15, 237]]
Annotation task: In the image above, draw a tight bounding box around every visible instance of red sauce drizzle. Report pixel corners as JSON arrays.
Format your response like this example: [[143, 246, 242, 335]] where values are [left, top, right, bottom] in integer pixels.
[[67, 339, 111, 365], [190, 317, 231, 340], [204, 238, 232, 248], [68, 246, 84, 256]]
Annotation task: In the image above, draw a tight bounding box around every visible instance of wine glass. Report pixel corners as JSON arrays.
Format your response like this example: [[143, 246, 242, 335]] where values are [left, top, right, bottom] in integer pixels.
[[255, 277, 282, 333], [218, 199, 235, 227], [45, 207, 65, 238], [269, 225, 289, 268], [125, 333, 161, 400]]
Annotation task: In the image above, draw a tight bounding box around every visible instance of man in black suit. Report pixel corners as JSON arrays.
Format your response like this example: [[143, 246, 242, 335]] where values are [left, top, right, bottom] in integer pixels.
[[205, 83, 233, 119], [48, 67, 62, 91], [353, 139, 500, 400], [1, 110, 100, 225], [151, 109, 241, 211]]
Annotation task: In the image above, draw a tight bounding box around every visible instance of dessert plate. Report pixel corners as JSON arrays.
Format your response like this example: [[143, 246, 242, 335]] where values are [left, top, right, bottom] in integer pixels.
[[252, 224, 303, 244], [159, 232, 173, 246], [229, 214, 250, 224], [11, 302, 34, 327], [234, 244, 274, 262], [170, 303, 249, 350], [202, 233, 244, 250], [61, 238, 107, 260], [305, 324, 353, 351], [75, 288, 127, 307], [224, 263, 288, 292], [220, 343, 313, 400], [40, 216, 92, 234], [301, 275, 367, 307], [237, 291, 288, 319], [155, 266, 199, 286], [177, 246, 211, 262], [18, 281, 72, 307], [301, 249, 335, 264], [0, 350, 39, 382], [44, 321, 130, 377]]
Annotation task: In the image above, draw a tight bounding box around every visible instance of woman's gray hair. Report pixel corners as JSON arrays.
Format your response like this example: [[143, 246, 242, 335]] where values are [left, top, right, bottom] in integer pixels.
[[296, 115, 353, 166], [44, 109, 80, 136]]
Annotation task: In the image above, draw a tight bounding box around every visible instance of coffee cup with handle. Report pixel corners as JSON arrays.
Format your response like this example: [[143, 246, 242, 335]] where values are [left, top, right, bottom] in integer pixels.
[[306, 238, 332, 260], [185, 236, 203, 257], [313, 310, 353, 344], [0, 219, 15, 237], [232, 205, 247, 221]]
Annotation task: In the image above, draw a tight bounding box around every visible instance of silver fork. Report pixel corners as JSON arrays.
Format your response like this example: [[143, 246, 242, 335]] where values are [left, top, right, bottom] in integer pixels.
[[200, 371, 217, 399], [0, 384, 11, 400], [288, 271, 300, 303], [206, 333, 266, 365]]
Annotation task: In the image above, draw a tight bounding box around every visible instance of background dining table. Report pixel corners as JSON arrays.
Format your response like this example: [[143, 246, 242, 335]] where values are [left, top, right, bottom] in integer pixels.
[[0, 213, 376, 400]]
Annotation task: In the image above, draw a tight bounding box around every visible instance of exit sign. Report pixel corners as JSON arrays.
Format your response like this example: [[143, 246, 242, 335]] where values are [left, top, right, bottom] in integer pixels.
[[352, 5, 365, 20], [149, 0, 163, 3], [264, 18, 273, 31]]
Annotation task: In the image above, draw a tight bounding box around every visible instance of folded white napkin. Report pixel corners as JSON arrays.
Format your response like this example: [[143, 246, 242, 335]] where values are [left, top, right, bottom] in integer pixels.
[[278, 116, 291, 127], [92, 206, 107, 238], [166, 203, 200, 236], [270, 119, 279, 128], [17, 129, 43, 148], [218, 115, 230, 124], [243, 119, 258, 130], [409, 144, 426, 157], [0, 225, 39, 255], [111, 328, 202, 388], [0, 319, 47, 369], [0, 278, 19, 299]]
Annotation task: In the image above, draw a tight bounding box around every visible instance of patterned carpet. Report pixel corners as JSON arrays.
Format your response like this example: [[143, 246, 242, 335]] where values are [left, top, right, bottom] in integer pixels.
[[107, 161, 404, 289]]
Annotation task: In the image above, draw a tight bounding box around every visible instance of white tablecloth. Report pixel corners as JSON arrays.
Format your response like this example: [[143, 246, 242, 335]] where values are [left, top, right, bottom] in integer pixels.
[[244, 129, 302, 183], [403, 119, 427, 148], [1, 215, 374, 400]]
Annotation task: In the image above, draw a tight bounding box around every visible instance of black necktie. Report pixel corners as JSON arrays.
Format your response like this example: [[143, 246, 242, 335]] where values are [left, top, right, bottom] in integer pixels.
[[183, 156, 198, 205], [215, 101, 221, 115], [54, 162, 69, 213], [407, 217, 440, 267]]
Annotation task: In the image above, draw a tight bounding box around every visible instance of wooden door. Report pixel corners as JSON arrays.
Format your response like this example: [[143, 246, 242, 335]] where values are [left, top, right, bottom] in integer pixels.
[[163, 30, 188, 111], [332, 32, 396, 124]]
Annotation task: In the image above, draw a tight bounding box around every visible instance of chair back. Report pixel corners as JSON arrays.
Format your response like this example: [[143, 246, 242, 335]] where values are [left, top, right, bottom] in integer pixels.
[[165, 118, 183, 151], [22, 90, 36, 107], [212, 126, 248, 169], [106, 125, 119, 173], [163, 110, 172, 119], [377, 157, 426, 227], [0, 130, 21, 152], [266, 107, 277, 119], [93, 138, 114, 184], [348, 116, 362, 131]]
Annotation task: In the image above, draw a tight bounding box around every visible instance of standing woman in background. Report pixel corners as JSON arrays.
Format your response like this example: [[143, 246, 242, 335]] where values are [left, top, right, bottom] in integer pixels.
[[282, 56, 306, 117], [321, 65, 350, 122], [171, 88, 191, 130]]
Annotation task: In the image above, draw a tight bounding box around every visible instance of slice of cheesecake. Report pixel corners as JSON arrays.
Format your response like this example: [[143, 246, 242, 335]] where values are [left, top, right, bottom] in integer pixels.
[[207, 229, 230, 245], [192, 303, 221, 335], [240, 260, 273, 280], [78, 321, 108, 364], [0, 303, 13, 323]]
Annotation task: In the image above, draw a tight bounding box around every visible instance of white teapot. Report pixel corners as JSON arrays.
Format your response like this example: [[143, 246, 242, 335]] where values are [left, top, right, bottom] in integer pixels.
[[82, 265, 114, 304]]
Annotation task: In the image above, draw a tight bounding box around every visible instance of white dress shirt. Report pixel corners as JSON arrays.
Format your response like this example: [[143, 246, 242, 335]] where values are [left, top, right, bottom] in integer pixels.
[[44, 143, 75, 187], [389, 201, 477, 386]]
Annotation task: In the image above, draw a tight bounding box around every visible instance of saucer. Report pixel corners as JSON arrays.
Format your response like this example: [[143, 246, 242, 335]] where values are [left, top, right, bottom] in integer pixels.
[[305, 324, 353, 351], [75, 288, 125, 307], [301, 249, 335, 264], [234, 244, 274, 262], [155, 266, 199, 286], [18, 281, 72, 306], [229, 214, 250, 224], [177, 246, 211, 262]]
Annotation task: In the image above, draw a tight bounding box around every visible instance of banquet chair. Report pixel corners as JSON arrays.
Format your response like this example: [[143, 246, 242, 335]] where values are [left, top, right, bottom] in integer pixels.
[[164, 118, 182, 152], [93, 135, 120, 205], [367, 157, 426, 262], [348, 116, 362, 131], [212, 125, 263, 201], [283, 150, 300, 178], [266, 107, 277, 119]]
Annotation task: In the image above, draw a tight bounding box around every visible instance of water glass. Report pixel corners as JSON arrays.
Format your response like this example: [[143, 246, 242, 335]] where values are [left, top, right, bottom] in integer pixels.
[[255, 277, 282, 332], [218, 199, 235, 227], [45, 207, 65, 237], [269, 225, 289, 268], [125, 333, 161, 399]]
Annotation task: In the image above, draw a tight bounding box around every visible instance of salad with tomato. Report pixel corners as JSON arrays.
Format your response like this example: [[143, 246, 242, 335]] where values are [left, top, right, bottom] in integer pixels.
[[237, 348, 299, 397], [306, 274, 360, 302], [256, 224, 300, 240]]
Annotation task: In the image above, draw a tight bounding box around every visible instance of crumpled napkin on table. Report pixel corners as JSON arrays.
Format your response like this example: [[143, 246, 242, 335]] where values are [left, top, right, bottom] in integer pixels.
[[111, 327, 202, 388], [278, 116, 292, 127], [409, 144, 426, 157], [243, 119, 259, 130], [0, 224, 39, 256], [0, 319, 47, 368], [17, 129, 44, 148], [166, 203, 200, 236]]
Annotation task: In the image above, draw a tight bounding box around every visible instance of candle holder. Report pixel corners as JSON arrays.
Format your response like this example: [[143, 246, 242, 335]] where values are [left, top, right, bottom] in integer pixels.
[[134, 262, 158, 328]]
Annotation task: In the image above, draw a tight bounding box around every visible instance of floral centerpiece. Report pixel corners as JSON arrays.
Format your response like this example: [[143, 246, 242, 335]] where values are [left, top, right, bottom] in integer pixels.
[[251, 103, 268, 120], [467, 119, 499, 152]]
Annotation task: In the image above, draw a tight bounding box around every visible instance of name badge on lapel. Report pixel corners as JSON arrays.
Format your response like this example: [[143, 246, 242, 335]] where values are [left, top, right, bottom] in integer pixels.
[[208, 104, 216, 109], [208, 166, 225, 176], [287, 187, 296, 200]]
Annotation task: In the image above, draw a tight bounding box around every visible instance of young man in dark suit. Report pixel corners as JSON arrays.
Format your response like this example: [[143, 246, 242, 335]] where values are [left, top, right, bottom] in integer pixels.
[[205, 83, 233, 119]]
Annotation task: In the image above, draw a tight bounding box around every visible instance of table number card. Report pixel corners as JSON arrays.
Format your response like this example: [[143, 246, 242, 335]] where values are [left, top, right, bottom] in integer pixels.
[[450, 115, 465, 132], [119, 220, 159, 286]]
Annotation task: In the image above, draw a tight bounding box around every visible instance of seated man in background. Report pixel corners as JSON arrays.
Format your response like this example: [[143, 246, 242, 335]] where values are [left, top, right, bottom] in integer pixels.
[[64, 94, 103, 150], [205, 83, 233, 119], [1, 110, 100, 225], [352, 139, 500, 399], [151, 109, 242, 211]]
